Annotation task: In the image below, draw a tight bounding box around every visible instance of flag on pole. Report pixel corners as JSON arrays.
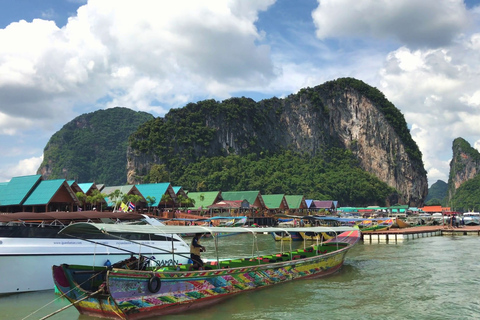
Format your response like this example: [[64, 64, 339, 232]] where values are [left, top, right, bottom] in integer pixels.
[[120, 202, 128, 212], [128, 202, 135, 210]]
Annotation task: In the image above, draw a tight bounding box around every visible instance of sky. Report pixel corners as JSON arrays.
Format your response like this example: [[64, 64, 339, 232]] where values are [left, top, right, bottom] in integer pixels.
[[1, 0, 480, 187]]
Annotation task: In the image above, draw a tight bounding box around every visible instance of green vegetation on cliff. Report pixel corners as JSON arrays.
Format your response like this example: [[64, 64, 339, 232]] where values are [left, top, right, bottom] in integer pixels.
[[137, 148, 396, 206], [449, 175, 480, 211], [447, 137, 480, 211], [425, 180, 448, 206], [38, 107, 153, 185]]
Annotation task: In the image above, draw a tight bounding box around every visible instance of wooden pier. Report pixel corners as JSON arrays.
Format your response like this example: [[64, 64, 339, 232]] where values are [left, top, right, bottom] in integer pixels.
[[362, 225, 480, 244]]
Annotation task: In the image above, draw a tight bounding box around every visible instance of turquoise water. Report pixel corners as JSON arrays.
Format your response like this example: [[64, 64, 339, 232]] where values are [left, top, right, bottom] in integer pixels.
[[3, 234, 480, 320]]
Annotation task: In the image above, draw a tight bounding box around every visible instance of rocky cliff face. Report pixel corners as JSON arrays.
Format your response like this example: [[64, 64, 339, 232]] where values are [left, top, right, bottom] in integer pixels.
[[127, 78, 428, 206], [447, 137, 480, 200]]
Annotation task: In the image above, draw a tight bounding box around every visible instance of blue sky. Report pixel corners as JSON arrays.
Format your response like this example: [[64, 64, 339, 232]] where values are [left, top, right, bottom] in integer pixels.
[[1, 0, 480, 188]]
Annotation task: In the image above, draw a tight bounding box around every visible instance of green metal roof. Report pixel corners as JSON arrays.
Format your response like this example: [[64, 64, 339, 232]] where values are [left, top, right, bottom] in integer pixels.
[[77, 183, 94, 194], [262, 194, 285, 209], [23, 179, 66, 205], [0, 174, 42, 206], [285, 195, 305, 209], [221, 191, 260, 205], [135, 183, 171, 207], [186, 191, 221, 209]]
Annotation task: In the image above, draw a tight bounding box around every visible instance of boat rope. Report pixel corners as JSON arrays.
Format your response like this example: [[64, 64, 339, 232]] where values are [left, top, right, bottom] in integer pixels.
[[21, 269, 106, 320], [36, 287, 104, 320]]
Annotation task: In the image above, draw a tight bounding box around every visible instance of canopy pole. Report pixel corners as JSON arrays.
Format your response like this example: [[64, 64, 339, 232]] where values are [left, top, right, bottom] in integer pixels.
[[171, 234, 175, 267], [215, 233, 220, 269]]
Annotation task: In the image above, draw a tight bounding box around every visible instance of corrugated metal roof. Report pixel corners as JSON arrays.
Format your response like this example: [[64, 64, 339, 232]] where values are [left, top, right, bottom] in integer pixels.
[[221, 191, 260, 205], [77, 182, 94, 194], [23, 179, 66, 205], [187, 191, 221, 209], [312, 200, 335, 209], [0, 174, 42, 206], [102, 185, 135, 195], [285, 195, 305, 209], [262, 194, 285, 209], [135, 183, 171, 207]]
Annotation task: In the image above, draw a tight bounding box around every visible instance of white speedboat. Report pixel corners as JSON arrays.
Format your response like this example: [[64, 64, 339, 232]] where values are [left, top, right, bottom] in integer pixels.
[[0, 211, 190, 294]]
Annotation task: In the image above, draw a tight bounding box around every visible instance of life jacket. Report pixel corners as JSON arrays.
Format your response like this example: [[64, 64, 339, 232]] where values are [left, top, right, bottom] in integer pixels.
[[190, 240, 201, 255]]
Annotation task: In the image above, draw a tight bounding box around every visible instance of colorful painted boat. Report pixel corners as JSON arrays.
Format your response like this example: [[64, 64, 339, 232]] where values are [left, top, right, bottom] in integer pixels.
[[271, 231, 302, 241], [52, 224, 360, 319], [360, 219, 394, 232], [299, 231, 335, 241], [393, 217, 410, 228]]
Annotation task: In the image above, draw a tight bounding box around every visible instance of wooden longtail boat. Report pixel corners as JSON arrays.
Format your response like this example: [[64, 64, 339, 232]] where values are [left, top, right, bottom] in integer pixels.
[[299, 231, 335, 241], [271, 231, 302, 241], [52, 224, 360, 319], [393, 217, 410, 228]]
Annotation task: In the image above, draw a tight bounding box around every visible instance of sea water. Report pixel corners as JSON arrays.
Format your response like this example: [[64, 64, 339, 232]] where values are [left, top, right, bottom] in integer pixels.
[[2, 234, 479, 320]]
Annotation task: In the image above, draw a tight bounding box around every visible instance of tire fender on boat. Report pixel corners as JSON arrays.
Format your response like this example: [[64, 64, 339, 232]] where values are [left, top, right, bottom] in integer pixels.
[[148, 275, 161, 293]]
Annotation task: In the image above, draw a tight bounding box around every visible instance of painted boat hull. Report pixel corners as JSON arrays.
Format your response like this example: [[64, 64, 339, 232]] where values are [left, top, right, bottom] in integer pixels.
[[271, 231, 302, 241], [299, 232, 335, 241], [53, 230, 360, 319]]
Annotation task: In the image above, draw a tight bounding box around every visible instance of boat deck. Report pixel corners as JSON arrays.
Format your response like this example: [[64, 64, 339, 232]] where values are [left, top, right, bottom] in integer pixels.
[[362, 225, 480, 244]]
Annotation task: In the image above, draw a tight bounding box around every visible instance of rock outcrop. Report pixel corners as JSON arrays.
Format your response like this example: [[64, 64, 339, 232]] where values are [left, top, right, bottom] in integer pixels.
[[447, 137, 480, 200], [127, 78, 427, 206]]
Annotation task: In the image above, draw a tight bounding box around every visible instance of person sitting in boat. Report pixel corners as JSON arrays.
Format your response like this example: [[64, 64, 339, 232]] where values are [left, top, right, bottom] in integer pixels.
[[190, 233, 206, 270]]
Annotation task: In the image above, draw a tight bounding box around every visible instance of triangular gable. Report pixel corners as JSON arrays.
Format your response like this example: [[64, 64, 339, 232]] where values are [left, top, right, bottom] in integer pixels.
[[77, 182, 96, 195], [285, 195, 307, 210], [186, 191, 222, 209], [135, 183, 174, 207], [67, 180, 83, 194], [172, 186, 187, 198], [262, 194, 287, 210], [23, 179, 76, 205], [221, 191, 264, 208], [0, 174, 42, 206], [305, 199, 313, 208]]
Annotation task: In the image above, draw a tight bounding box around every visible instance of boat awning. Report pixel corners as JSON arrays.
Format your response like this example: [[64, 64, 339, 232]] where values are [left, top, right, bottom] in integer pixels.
[[58, 223, 357, 236]]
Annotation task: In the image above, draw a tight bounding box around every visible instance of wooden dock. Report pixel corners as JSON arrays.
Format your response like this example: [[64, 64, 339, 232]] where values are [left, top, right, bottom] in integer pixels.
[[362, 225, 480, 244]]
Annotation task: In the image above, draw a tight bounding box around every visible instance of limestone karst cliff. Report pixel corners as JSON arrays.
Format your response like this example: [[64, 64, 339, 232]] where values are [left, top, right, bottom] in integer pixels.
[[37, 107, 153, 185], [447, 137, 480, 201], [127, 78, 428, 206]]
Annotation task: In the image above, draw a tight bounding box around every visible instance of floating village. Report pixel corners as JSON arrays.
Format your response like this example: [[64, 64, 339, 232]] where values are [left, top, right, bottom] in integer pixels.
[[1, 174, 479, 319]]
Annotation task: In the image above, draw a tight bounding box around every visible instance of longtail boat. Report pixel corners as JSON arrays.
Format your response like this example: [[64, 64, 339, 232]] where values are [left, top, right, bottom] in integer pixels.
[[52, 224, 360, 319], [299, 231, 335, 241], [271, 231, 302, 241]]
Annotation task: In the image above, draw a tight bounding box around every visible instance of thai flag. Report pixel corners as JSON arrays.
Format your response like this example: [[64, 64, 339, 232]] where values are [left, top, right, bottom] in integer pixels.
[[128, 202, 135, 210]]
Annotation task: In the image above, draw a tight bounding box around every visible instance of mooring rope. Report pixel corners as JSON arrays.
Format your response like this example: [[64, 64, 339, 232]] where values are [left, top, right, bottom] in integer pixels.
[[21, 269, 106, 320], [37, 287, 104, 320]]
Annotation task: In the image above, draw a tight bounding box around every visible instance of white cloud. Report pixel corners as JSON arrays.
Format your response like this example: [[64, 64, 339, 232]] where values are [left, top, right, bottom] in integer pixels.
[[0, 155, 43, 182], [0, 0, 277, 123], [378, 31, 480, 185], [312, 0, 471, 48]]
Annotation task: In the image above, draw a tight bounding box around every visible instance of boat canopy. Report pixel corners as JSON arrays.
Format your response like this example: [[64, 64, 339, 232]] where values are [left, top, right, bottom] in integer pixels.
[[58, 223, 357, 236]]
